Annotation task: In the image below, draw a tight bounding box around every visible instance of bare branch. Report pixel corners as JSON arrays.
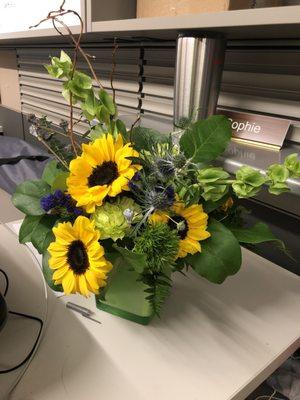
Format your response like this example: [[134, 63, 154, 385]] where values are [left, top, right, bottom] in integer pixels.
[[110, 37, 118, 104]]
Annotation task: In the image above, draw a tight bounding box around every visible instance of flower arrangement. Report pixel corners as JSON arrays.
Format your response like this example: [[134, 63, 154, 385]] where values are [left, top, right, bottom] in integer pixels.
[[12, 4, 300, 324]]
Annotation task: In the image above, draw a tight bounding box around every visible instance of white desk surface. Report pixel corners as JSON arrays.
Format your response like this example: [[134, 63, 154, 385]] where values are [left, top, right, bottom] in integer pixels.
[[1, 217, 298, 400]]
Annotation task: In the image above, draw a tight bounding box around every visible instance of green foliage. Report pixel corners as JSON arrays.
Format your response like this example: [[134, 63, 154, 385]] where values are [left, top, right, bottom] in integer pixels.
[[51, 171, 69, 192], [179, 115, 232, 163], [197, 166, 230, 201], [203, 193, 231, 213], [186, 219, 242, 284], [284, 153, 300, 178], [266, 164, 290, 195], [229, 222, 291, 258], [113, 245, 147, 274], [230, 222, 282, 245], [99, 89, 116, 116], [44, 50, 72, 79], [232, 166, 266, 198], [131, 127, 168, 151], [19, 214, 57, 253], [19, 215, 42, 244], [12, 180, 51, 215], [46, 136, 74, 167], [116, 119, 128, 140], [30, 215, 57, 254], [42, 160, 67, 188], [142, 272, 172, 317], [42, 251, 63, 292], [133, 223, 179, 273]]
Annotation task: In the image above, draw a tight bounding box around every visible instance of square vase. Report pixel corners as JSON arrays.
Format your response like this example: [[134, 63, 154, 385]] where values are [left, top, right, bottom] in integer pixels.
[[96, 263, 154, 325]]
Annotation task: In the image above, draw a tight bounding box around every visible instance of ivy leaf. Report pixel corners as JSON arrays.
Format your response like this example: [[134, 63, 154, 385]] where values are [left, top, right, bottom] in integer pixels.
[[99, 89, 116, 115], [113, 244, 147, 274], [19, 215, 42, 244], [186, 218, 242, 284], [31, 215, 57, 254], [180, 115, 231, 163], [42, 251, 63, 292], [12, 180, 51, 215]]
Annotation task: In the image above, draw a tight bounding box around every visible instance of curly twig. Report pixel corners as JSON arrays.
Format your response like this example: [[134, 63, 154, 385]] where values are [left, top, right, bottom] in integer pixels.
[[29, 0, 104, 156], [110, 37, 118, 104]]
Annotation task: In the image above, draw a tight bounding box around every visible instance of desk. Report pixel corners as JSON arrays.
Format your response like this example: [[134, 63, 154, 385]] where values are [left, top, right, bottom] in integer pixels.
[[3, 218, 299, 400]]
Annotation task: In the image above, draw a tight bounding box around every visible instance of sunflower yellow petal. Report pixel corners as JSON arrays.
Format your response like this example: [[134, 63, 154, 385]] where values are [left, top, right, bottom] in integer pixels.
[[62, 270, 76, 294]]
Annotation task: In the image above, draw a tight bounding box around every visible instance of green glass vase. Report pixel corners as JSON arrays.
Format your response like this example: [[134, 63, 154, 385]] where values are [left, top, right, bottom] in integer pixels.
[[96, 261, 154, 325]]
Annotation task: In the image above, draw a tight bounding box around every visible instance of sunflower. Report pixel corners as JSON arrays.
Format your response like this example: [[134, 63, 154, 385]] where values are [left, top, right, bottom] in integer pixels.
[[67, 134, 141, 213], [48, 216, 112, 296], [150, 201, 211, 258]]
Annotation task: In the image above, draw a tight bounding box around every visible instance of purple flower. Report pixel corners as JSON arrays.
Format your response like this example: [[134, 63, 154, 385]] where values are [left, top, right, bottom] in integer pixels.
[[40, 190, 83, 216]]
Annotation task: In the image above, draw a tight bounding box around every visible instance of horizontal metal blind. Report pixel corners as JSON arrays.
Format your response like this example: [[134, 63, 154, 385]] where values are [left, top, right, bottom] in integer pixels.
[[17, 42, 300, 144], [17, 45, 142, 136], [219, 45, 300, 143], [141, 44, 176, 133], [139, 42, 300, 143]]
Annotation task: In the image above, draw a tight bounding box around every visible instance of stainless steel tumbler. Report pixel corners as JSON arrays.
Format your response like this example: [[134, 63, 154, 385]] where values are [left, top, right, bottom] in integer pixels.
[[173, 34, 226, 128]]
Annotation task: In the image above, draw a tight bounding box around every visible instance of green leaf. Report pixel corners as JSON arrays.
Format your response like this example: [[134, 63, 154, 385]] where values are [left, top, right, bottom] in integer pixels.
[[99, 89, 116, 115], [284, 153, 300, 178], [203, 193, 231, 213], [82, 91, 97, 116], [31, 215, 57, 254], [42, 251, 63, 292], [12, 180, 51, 215], [60, 50, 72, 64], [116, 119, 128, 140], [42, 160, 64, 186], [51, 171, 69, 192], [113, 244, 147, 274], [89, 124, 105, 141], [186, 218, 242, 284], [68, 79, 90, 99], [229, 222, 281, 245], [19, 215, 42, 244], [73, 71, 92, 90], [180, 115, 232, 163], [131, 127, 167, 151]]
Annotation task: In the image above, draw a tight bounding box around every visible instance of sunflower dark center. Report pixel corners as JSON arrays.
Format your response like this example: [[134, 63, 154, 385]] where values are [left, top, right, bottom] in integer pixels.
[[168, 215, 188, 240], [67, 240, 89, 275], [88, 161, 118, 187]]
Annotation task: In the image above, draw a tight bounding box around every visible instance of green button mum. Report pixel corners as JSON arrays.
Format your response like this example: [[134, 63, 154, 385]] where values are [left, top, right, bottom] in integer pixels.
[[92, 197, 141, 241]]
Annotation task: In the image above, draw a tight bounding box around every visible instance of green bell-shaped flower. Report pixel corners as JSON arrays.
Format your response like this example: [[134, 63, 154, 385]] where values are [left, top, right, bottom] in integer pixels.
[[284, 153, 300, 178], [232, 166, 266, 198], [197, 167, 229, 202], [266, 164, 290, 195]]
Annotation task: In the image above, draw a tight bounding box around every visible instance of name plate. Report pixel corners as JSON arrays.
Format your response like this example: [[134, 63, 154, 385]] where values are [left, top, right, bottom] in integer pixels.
[[217, 109, 291, 149]]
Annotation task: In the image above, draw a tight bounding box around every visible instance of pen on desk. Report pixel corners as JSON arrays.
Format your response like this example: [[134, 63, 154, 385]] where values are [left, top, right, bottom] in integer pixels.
[[66, 301, 102, 324]]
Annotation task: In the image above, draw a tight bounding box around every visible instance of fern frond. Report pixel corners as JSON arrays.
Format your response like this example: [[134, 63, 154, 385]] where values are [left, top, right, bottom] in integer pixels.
[[144, 272, 172, 317]]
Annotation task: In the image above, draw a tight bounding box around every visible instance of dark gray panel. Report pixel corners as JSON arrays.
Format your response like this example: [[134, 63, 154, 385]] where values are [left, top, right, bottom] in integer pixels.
[[0, 106, 24, 139]]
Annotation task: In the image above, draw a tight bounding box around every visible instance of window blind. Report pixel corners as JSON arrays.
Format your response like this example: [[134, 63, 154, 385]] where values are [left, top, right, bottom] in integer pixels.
[[17, 41, 300, 144], [141, 44, 176, 133]]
